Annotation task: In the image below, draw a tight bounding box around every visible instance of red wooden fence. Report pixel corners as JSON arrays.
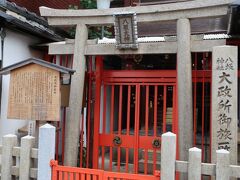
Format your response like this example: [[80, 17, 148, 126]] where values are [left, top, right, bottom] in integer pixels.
[[50, 160, 160, 180]]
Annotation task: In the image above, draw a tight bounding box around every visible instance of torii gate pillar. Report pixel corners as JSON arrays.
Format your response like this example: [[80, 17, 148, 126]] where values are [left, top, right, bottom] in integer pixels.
[[64, 24, 88, 166], [177, 18, 193, 161]]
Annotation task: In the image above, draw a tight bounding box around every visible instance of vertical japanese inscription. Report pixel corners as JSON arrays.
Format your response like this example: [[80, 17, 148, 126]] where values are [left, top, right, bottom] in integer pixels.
[[211, 46, 238, 165], [8, 64, 60, 121], [119, 16, 133, 44], [114, 13, 138, 49]]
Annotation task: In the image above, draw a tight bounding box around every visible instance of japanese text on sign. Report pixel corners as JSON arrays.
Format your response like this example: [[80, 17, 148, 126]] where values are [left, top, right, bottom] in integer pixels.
[[114, 13, 138, 49], [8, 64, 60, 121], [211, 46, 238, 165], [216, 60, 234, 151]]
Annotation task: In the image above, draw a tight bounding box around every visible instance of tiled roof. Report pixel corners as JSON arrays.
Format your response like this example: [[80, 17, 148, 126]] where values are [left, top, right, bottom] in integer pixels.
[[8, 0, 79, 15], [0, 58, 75, 75], [97, 34, 230, 44], [0, 0, 70, 41]]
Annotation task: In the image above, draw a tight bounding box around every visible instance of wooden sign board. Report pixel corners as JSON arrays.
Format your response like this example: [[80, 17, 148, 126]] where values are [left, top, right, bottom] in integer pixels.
[[61, 85, 70, 107], [8, 64, 60, 121], [114, 12, 138, 49]]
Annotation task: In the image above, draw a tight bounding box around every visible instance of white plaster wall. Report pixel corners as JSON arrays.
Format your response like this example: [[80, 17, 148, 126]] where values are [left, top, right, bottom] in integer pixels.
[[0, 29, 43, 142]]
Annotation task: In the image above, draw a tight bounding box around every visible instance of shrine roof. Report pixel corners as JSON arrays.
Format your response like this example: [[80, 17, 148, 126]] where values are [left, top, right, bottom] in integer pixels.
[[0, 1, 71, 41], [0, 58, 75, 75]]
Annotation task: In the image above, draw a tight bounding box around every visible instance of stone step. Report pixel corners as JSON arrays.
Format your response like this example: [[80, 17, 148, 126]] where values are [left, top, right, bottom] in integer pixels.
[[138, 159, 161, 165], [167, 107, 173, 111], [112, 160, 160, 174], [166, 114, 172, 119], [141, 150, 161, 162], [138, 159, 161, 174], [166, 112, 173, 115], [100, 155, 161, 174]]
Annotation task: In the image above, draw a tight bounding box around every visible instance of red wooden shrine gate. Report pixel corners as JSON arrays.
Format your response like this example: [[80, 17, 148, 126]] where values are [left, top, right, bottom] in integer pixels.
[[92, 57, 178, 174], [52, 53, 214, 172]]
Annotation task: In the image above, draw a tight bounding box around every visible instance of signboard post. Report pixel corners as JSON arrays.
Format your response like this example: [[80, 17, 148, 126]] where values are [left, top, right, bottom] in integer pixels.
[[8, 64, 60, 121], [28, 121, 36, 136], [211, 46, 238, 165], [0, 58, 75, 136]]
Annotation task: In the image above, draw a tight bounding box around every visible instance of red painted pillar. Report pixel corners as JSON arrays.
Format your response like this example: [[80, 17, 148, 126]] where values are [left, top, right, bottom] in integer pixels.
[[93, 56, 103, 169]]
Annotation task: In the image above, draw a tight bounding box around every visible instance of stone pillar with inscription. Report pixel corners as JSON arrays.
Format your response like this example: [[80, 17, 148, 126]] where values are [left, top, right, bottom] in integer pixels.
[[211, 46, 238, 166]]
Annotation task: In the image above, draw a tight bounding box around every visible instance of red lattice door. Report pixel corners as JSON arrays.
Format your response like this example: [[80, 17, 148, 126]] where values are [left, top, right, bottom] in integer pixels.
[[93, 69, 178, 175]]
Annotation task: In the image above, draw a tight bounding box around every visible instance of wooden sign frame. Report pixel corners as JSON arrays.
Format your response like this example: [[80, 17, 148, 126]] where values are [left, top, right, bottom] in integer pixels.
[[114, 12, 138, 49], [7, 64, 61, 121]]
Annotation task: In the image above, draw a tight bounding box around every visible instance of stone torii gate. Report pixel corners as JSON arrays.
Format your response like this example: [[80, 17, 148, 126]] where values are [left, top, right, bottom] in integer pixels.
[[40, 0, 233, 167]]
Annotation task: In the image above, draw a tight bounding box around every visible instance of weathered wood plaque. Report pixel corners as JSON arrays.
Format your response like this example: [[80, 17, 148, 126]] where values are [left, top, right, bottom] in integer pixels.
[[61, 85, 70, 107], [8, 64, 60, 121], [211, 46, 238, 165], [114, 12, 138, 49]]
